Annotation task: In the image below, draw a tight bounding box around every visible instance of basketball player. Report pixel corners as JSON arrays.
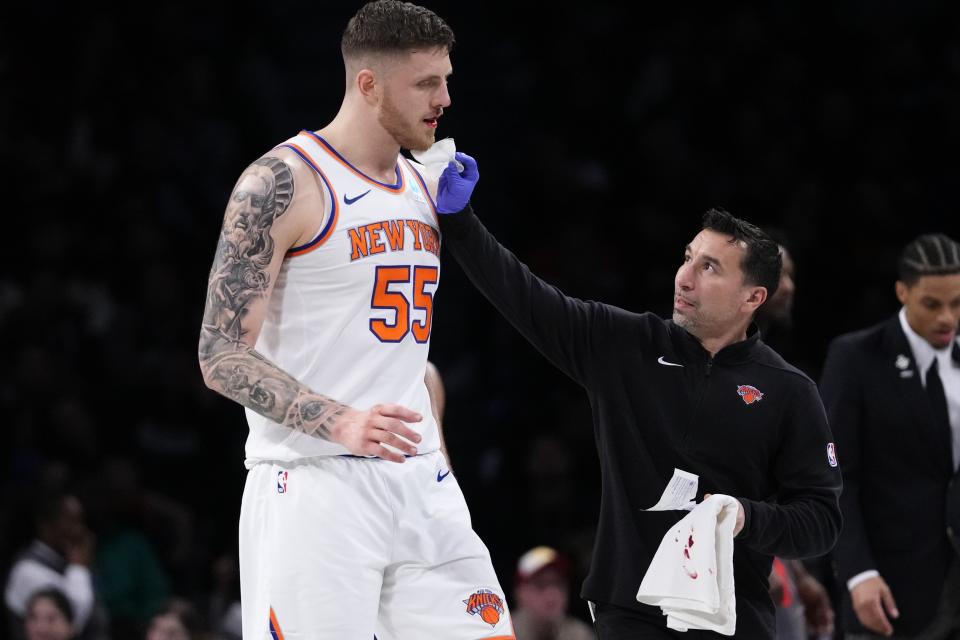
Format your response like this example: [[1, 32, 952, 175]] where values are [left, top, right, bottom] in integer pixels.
[[197, 3, 512, 638]]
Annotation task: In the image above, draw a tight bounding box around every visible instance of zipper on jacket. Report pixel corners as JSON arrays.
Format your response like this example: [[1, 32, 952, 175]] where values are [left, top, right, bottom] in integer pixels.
[[682, 355, 714, 446]]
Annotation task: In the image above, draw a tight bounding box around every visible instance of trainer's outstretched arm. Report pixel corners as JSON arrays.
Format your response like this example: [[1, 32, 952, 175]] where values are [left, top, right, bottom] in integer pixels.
[[435, 153, 618, 387], [198, 155, 421, 461]]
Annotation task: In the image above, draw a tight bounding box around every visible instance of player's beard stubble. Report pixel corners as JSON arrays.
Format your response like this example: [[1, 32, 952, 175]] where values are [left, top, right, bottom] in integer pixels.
[[377, 88, 436, 153]]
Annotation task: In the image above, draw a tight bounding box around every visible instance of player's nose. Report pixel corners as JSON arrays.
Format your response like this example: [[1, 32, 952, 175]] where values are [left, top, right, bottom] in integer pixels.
[[435, 81, 451, 109]]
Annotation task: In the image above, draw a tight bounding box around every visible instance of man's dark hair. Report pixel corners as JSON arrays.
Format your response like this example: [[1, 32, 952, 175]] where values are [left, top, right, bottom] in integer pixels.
[[702, 208, 782, 298], [341, 1, 455, 60], [898, 233, 960, 286], [761, 226, 790, 254]]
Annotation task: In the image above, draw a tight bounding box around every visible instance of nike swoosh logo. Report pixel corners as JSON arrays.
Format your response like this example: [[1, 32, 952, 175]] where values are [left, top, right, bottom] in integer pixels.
[[437, 470, 451, 482], [343, 190, 371, 205], [657, 356, 684, 367]]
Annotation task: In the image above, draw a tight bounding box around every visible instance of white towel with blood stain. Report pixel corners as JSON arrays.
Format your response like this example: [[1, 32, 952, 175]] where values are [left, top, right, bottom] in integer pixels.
[[636, 494, 739, 635]]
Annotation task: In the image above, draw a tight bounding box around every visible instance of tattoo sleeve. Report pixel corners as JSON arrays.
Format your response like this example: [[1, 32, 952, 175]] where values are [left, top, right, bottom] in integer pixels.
[[198, 157, 347, 440]]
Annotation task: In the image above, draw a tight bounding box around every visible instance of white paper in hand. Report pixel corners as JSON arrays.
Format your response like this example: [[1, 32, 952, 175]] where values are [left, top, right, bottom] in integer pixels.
[[645, 469, 699, 512], [411, 137, 463, 182]]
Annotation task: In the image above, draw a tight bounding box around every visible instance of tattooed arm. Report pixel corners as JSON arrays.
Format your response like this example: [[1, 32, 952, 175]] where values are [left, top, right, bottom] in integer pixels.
[[199, 152, 422, 462]]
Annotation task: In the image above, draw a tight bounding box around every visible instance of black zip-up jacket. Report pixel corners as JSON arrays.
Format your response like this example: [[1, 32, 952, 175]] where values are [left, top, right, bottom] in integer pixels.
[[440, 209, 842, 638]]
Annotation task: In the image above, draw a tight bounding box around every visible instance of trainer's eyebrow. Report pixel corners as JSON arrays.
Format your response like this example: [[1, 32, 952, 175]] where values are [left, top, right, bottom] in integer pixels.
[[701, 253, 723, 271]]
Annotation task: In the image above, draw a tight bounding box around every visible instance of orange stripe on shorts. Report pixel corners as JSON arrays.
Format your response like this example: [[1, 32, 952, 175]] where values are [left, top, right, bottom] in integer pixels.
[[268, 606, 285, 640]]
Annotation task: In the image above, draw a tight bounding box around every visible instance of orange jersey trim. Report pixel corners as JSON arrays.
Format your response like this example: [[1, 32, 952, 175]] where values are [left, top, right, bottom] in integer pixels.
[[302, 130, 406, 194], [281, 142, 339, 257]]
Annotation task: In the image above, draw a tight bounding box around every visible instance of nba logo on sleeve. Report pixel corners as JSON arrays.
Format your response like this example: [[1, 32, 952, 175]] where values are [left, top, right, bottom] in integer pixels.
[[826, 443, 838, 467], [277, 470, 289, 494]]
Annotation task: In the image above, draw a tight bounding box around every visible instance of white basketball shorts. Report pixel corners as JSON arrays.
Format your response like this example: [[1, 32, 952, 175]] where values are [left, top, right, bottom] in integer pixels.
[[239, 450, 514, 639]]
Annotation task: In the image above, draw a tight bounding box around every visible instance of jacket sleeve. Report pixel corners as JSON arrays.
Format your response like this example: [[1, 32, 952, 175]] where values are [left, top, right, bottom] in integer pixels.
[[736, 378, 843, 559], [439, 207, 615, 387], [818, 335, 876, 583]]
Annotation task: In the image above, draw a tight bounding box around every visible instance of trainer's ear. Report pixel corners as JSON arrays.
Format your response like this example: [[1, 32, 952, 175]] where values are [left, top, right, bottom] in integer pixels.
[[744, 286, 767, 313]]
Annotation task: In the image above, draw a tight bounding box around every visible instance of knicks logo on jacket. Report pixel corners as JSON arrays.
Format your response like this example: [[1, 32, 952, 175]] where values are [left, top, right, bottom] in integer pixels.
[[737, 385, 764, 405]]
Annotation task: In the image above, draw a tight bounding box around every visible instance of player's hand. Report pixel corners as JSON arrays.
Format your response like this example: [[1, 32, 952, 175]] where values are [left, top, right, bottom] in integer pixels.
[[704, 493, 746, 536], [851, 575, 899, 636], [329, 404, 423, 463], [436, 152, 478, 213]]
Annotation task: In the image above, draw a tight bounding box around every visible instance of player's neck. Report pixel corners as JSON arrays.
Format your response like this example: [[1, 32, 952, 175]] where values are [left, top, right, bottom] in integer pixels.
[[319, 110, 401, 182]]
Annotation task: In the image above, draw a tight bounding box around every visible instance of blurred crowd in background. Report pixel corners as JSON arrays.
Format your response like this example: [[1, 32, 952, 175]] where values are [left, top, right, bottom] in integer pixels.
[[1, 1, 957, 637]]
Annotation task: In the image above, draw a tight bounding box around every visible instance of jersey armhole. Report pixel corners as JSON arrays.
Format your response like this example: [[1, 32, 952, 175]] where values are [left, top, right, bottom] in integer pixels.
[[281, 143, 339, 257]]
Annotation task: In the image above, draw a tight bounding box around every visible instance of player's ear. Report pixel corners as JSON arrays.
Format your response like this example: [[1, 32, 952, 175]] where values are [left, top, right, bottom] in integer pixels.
[[356, 68, 380, 104]]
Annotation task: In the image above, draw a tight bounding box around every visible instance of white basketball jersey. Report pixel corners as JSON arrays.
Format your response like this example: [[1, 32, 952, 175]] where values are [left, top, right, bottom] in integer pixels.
[[244, 131, 442, 464]]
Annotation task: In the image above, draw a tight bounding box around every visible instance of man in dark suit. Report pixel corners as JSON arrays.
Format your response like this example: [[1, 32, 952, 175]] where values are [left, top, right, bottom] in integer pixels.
[[821, 233, 960, 639]]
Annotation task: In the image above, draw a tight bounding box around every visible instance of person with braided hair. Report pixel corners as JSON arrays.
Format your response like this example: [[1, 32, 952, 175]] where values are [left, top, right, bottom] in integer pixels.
[[821, 233, 960, 638]]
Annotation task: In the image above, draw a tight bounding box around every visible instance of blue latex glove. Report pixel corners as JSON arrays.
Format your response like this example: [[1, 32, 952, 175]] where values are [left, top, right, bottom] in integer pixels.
[[436, 152, 478, 214]]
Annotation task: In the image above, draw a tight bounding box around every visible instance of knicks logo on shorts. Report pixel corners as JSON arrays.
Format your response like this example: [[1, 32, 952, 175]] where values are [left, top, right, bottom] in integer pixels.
[[737, 384, 764, 405], [463, 588, 505, 627]]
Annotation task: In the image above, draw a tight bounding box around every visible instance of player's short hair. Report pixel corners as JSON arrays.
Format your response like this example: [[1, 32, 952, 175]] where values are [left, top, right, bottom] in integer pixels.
[[341, 1, 455, 61], [702, 208, 782, 298], [898, 233, 960, 286]]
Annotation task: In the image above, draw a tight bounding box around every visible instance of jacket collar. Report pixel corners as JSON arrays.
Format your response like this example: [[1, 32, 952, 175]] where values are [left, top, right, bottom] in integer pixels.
[[668, 321, 762, 365], [881, 314, 920, 362]]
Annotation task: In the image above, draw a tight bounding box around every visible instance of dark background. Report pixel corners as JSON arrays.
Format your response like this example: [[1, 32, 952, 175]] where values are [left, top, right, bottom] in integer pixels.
[[1, 0, 957, 634]]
